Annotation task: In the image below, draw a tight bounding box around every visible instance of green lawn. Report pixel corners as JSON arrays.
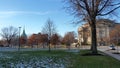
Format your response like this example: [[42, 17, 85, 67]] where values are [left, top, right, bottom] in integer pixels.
[[0, 50, 120, 68]]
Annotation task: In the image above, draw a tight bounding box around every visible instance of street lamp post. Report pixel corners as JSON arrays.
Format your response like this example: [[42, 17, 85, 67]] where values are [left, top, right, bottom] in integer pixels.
[[18, 27, 21, 51]]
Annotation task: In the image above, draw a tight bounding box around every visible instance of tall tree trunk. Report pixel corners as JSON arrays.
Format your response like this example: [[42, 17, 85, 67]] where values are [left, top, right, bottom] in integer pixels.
[[91, 23, 98, 54], [7, 40, 11, 47], [48, 44, 51, 52], [48, 40, 51, 52]]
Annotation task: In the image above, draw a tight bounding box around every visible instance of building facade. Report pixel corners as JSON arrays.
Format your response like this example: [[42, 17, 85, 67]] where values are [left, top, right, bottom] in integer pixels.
[[78, 19, 117, 46]]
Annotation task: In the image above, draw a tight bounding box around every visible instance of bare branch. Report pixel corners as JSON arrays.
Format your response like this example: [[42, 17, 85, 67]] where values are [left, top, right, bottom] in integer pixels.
[[107, 2, 120, 6], [98, 0, 110, 13], [98, 5, 120, 16]]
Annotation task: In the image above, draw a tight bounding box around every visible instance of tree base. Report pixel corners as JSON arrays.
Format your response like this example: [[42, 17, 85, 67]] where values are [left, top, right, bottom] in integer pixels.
[[81, 53, 103, 56]]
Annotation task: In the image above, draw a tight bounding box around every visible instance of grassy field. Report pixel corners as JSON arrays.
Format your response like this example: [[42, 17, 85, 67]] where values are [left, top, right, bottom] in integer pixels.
[[0, 50, 120, 68]]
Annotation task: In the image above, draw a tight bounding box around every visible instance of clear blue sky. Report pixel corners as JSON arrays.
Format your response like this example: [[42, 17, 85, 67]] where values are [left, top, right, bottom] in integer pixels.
[[0, 0, 79, 37]]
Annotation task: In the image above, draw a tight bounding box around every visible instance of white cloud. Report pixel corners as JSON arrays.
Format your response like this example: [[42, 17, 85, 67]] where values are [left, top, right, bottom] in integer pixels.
[[0, 11, 16, 18], [0, 11, 52, 18], [0, 11, 51, 15], [22, 11, 50, 15]]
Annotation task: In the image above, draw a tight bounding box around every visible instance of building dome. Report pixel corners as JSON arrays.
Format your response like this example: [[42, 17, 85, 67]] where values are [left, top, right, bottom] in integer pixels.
[[21, 29, 27, 39]]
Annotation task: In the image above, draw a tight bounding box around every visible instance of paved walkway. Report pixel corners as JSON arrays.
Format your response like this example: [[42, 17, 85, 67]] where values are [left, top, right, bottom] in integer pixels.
[[98, 46, 120, 61], [103, 50, 120, 61], [76, 46, 120, 61]]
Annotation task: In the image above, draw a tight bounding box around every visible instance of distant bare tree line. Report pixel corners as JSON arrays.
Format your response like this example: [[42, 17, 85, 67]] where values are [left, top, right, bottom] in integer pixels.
[[0, 19, 77, 50]]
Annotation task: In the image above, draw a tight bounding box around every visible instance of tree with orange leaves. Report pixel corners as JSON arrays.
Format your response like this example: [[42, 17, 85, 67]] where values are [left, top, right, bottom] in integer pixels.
[[50, 34, 60, 48], [110, 25, 120, 45], [62, 32, 76, 49], [28, 34, 38, 48], [38, 33, 48, 48], [20, 36, 27, 46]]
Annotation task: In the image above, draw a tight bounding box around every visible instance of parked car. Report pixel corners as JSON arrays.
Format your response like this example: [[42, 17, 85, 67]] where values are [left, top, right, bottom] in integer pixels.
[[109, 45, 116, 50]]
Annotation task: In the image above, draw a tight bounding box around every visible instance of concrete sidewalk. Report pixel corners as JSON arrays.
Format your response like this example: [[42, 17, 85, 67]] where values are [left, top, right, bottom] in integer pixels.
[[98, 46, 120, 61], [103, 50, 120, 61]]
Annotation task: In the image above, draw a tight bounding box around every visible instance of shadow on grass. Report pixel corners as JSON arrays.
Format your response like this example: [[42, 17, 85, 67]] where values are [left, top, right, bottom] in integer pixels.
[[80, 50, 104, 56], [81, 53, 103, 56]]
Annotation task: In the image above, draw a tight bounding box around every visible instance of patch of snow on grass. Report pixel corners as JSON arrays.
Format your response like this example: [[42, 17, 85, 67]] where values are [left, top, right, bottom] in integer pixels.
[[0, 53, 13, 59], [0, 56, 71, 68]]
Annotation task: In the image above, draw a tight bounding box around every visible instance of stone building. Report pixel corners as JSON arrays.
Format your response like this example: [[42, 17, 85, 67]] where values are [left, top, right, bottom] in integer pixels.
[[78, 19, 118, 46]]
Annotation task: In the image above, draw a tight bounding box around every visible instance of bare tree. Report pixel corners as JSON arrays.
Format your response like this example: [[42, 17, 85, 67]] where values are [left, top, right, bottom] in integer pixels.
[[0, 26, 18, 47], [64, 0, 120, 54], [42, 18, 56, 52]]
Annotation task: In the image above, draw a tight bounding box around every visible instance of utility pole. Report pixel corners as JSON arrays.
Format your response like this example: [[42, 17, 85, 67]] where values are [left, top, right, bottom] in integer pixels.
[[18, 27, 21, 51]]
